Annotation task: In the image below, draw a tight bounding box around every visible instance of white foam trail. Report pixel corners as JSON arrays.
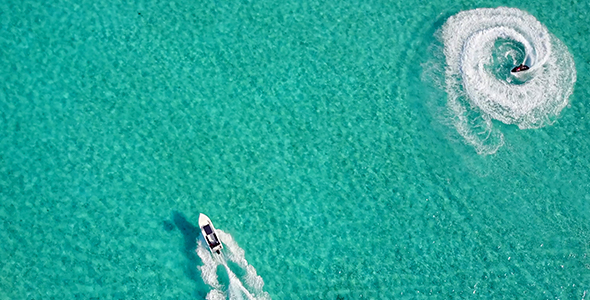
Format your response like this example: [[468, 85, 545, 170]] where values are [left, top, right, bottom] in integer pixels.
[[206, 289, 226, 300], [439, 7, 576, 154], [196, 230, 271, 300], [196, 239, 222, 289], [224, 262, 255, 300]]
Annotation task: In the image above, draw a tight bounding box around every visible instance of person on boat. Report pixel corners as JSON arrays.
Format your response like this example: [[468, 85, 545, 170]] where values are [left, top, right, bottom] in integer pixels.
[[511, 64, 530, 73]]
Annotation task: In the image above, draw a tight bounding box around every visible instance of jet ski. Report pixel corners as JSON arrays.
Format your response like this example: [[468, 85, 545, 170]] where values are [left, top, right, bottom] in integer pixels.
[[511, 63, 529, 73], [198, 213, 223, 254]]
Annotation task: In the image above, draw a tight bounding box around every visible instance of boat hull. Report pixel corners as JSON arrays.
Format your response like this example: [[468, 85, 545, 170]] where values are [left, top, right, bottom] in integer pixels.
[[198, 213, 223, 254]]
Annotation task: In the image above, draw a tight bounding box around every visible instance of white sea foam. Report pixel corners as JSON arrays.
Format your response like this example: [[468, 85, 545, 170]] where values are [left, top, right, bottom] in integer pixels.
[[439, 7, 576, 154], [196, 239, 222, 289], [196, 230, 271, 300]]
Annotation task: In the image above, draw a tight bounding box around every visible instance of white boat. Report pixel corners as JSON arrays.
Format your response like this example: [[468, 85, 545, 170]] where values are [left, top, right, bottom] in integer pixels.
[[199, 213, 223, 254]]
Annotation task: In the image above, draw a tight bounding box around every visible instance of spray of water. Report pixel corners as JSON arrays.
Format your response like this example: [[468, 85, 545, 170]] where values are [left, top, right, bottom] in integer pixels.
[[196, 230, 270, 300], [438, 7, 576, 154]]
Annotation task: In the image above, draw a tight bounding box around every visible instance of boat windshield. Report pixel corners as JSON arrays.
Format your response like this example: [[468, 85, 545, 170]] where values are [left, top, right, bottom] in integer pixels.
[[203, 224, 213, 235]]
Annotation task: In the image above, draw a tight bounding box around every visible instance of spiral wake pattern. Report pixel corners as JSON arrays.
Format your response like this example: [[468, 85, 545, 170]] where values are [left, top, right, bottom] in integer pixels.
[[441, 7, 576, 154]]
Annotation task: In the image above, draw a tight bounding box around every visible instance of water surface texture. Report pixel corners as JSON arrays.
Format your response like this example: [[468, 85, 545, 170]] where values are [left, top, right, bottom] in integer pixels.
[[1, 0, 589, 299]]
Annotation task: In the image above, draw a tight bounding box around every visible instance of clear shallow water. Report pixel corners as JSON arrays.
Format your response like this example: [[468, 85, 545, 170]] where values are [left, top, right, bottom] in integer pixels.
[[0, 0, 589, 299]]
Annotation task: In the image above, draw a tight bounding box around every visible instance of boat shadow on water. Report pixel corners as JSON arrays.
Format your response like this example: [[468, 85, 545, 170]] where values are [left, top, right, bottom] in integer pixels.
[[169, 211, 218, 299]]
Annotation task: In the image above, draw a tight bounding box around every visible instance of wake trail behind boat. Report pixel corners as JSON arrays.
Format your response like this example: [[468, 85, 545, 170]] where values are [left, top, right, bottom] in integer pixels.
[[196, 229, 270, 300], [222, 259, 256, 300]]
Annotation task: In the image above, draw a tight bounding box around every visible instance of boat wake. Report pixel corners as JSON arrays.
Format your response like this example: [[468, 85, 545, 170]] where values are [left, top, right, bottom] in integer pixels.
[[435, 7, 576, 154], [196, 229, 270, 300]]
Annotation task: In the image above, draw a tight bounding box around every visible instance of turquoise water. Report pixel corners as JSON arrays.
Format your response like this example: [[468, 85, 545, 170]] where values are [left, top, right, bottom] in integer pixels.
[[1, 0, 589, 298]]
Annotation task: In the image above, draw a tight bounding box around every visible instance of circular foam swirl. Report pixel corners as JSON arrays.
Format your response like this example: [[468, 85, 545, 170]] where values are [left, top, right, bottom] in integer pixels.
[[440, 7, 576, 154]]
